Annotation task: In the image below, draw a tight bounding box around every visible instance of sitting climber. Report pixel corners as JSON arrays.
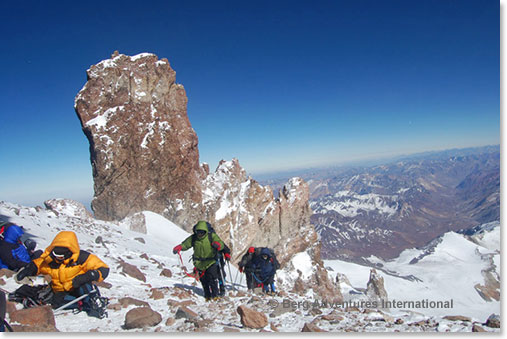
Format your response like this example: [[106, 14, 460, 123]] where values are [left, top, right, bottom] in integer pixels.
[[14, 231, 109, 318], [238, 247, 257, 290], [251, 248, 280, 295], [173, 221, 225, 301], [0, 224, 41, 271]]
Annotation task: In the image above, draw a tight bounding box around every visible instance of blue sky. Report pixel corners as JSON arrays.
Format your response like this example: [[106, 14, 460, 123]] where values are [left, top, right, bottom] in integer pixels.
[[0, 0, 500, 207]]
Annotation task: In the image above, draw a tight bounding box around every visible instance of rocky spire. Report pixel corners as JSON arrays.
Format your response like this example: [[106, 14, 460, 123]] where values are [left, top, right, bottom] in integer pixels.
[[74, 52, 204, 225]]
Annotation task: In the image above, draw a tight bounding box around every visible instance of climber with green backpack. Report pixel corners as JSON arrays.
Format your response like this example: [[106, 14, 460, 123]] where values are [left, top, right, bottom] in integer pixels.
[[173, 221, 226, 301]]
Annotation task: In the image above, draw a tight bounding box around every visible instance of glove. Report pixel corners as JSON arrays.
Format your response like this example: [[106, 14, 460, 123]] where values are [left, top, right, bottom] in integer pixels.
[[173, 244, 182, 254], [212, 241, 221, 250], [224, 253, 231, 261], [72, 270, 100, 289], [15, 262, 37, 283], [24, 239, 36, 252]]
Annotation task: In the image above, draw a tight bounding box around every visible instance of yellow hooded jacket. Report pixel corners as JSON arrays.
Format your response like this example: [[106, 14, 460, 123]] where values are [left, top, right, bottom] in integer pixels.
[[32, 231, 108, 292]]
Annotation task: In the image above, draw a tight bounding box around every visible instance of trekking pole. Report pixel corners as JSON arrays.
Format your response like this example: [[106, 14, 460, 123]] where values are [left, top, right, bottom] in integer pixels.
[[54, 291, 95, 313], [233, 268, 239, 286], [226, 262, 236, 290], [177, 252, 185, 284]]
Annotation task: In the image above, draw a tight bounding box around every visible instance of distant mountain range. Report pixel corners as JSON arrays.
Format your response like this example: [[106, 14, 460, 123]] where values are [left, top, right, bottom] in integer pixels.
[[260, 146, 500, 260]]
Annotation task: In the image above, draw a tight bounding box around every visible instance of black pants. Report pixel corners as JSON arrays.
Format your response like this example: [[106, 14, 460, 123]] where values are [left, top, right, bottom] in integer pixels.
[[200, 263, 219, 299]]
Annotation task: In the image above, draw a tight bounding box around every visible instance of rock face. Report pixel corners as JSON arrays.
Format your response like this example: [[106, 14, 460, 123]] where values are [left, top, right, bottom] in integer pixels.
[[75, 52, 203, 225], [202, 159, 316, 264]]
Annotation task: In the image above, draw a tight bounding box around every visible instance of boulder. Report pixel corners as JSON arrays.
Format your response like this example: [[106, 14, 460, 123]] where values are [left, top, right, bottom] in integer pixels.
[[175, 306, 198, 320], [302, 322, 326, 332], [237, 305, 268, 329], [119, 260, 146, 282], [124, 307, 162, 329], [150, 289, 165, 300], [0, 269, 15, 278], [160, 268, 172, 278], [8, 305, 56, 331], [472, 324, 487, 332], [443, 315, 472, 322], [118, 297, 150, 308], [485, 314, 500, 328], [120, 213, 148, 234]]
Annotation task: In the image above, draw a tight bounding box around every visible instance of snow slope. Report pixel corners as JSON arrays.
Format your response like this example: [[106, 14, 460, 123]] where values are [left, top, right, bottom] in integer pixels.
[[0, 201, 499, 332], [325, 221, 500, 321]]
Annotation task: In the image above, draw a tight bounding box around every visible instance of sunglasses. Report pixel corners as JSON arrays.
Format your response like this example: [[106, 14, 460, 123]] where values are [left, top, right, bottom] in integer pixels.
[[196, 230, 206, 236]]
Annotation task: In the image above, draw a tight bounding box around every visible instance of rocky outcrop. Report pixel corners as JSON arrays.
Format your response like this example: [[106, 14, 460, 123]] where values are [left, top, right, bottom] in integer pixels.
[[44, 199, 92, 220], [74, 52, 339, 297], [202, 159, 316, 264], [75, 51, 204, 225], [366, 269, 388, 305], [74, 53, 315, 263], [120, 212, 147, 234]]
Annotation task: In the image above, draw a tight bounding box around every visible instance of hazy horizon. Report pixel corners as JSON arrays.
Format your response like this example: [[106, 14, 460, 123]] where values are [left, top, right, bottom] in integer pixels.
[[0, 1, 499, 209]]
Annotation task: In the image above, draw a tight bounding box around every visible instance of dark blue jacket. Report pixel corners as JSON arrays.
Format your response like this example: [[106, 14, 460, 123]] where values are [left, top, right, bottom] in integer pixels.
[[252, 248, 277, 281], [0, 225, 30, 270]]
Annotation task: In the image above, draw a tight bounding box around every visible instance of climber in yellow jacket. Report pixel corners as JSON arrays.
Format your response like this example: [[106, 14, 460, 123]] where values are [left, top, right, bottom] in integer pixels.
[[15, 231, 109, 317]]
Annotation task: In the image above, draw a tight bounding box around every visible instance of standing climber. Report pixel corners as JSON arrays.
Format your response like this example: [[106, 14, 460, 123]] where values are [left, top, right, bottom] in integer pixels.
[[173, 221, 225, 301], [251, 248, 280, 295], [238, 247, 257, 290]]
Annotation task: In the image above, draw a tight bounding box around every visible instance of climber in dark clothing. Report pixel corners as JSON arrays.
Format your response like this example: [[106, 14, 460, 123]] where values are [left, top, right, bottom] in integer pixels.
[[251, 248, 280, 295], [0, 225, 41, 271], [238, 247, 257, 290]]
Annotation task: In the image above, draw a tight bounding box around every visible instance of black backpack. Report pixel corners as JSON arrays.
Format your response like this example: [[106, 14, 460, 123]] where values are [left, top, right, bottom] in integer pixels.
[[8, 285, 54, 309]]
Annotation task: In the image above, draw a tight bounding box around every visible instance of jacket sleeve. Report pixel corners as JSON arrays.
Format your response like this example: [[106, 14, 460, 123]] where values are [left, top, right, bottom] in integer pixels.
[[83, 253, 109, 282], [0, 244, 29, 270], [211, 233, 225, 250], [180, 235, 194, 251]]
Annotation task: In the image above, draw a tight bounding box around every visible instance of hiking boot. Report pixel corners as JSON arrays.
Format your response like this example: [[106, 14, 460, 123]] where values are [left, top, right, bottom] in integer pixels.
[[84, 293, 109, 319], [213, 296, 220, 301], [205, 297, 212, 302]]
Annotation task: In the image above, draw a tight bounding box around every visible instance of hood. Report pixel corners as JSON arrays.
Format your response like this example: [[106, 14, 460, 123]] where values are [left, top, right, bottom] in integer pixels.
[[42, 231, 80, 263], [4, 225, 23, 244], [260, 248, 271, 257], [195, 221, 209, 234]]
